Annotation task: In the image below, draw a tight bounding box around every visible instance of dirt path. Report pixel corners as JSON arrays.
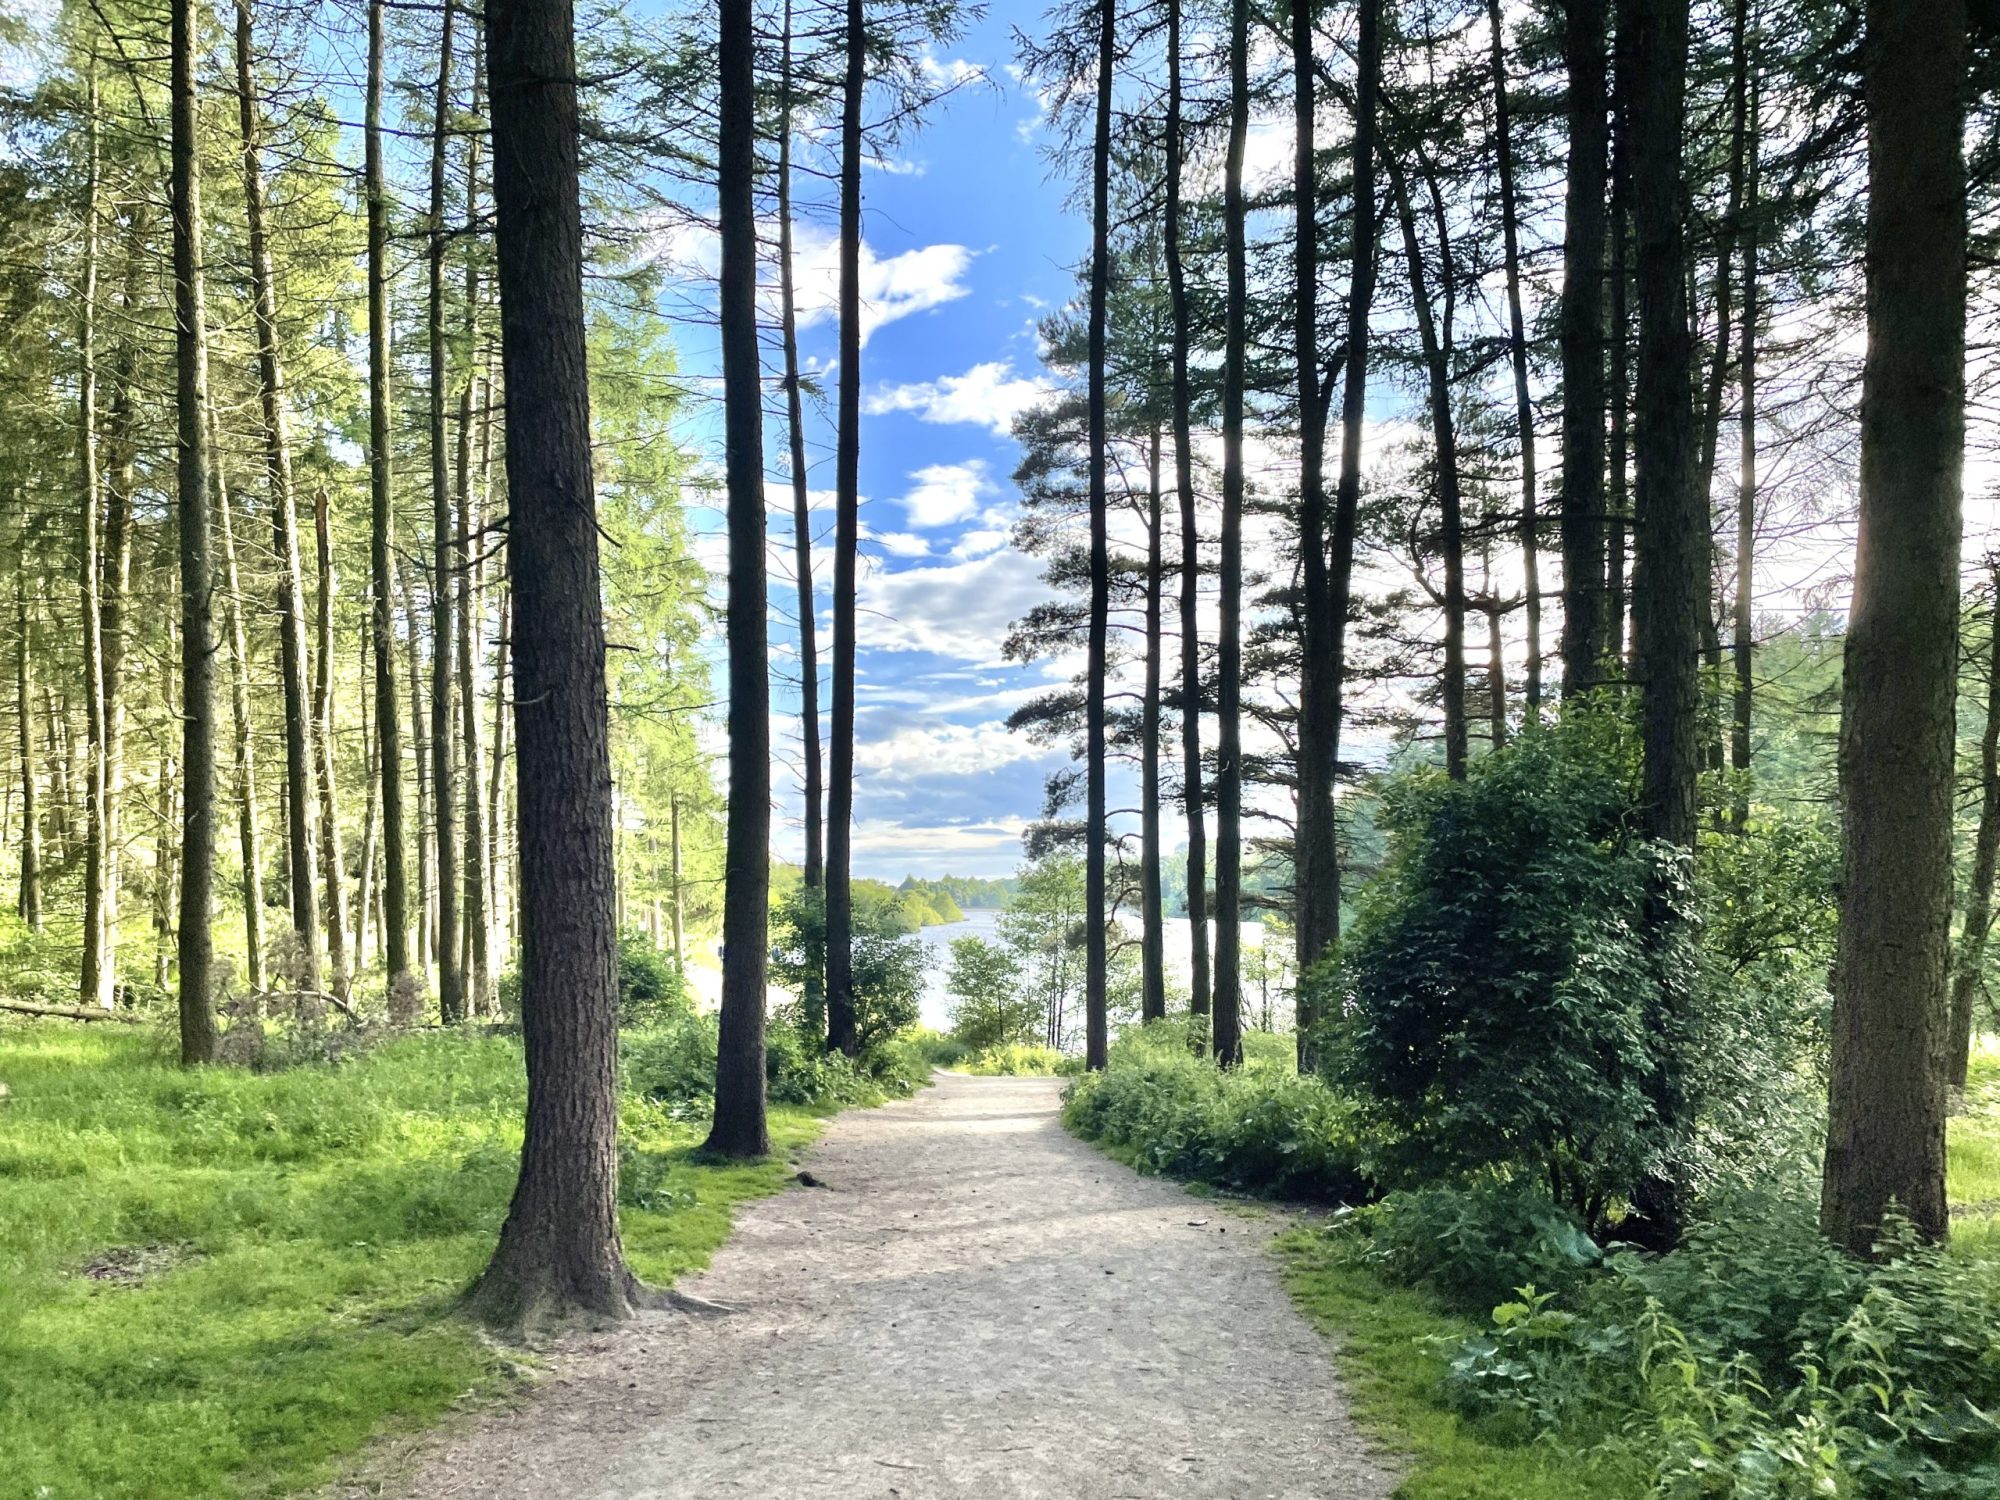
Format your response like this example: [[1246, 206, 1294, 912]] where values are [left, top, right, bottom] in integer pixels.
[[355, 1073, 1396, 1499]]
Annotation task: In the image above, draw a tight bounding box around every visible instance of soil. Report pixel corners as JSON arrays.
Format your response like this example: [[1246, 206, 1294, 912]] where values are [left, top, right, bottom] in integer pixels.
[[343, 1072, 1397, 1499]]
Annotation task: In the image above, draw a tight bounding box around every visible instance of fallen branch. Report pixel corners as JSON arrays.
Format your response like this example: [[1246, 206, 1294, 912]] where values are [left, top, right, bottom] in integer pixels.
[[0, 998, 146, 1025]]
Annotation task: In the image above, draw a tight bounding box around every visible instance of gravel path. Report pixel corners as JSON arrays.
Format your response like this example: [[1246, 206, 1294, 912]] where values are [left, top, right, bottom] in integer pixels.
[[355, 1072, 1396, 1499]]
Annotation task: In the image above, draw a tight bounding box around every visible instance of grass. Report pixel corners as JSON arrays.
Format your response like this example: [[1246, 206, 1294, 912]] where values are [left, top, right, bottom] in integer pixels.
[[0, 1021, 842, 1500], [1951, 1037, 2000, 1254], [1277, 1236, 1647, 1500]]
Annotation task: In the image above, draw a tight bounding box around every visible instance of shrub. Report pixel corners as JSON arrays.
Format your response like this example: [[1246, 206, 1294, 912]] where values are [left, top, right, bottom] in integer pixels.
[[1064, 1028, 1372, 1201], [1331, 716, 1699, 1224], [617, 930, 694, 1027], [1338, 1180, 1603, 1313], [620, 1012, 719, 1114], [944, 935, 1040, 1052]]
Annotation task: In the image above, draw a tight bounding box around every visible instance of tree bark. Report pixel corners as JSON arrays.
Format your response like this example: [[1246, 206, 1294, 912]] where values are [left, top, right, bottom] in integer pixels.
[[1485, 0, 1540, 714], [1730, 47, 1760, 828], [824, 0, 864, 1058], [237, 0, 323, 991], [470, 0, 640, 1324], [429, 0, 464, 1023], [402, 559, 434, 979], [1327, 0, 1381, 967], [1083, 0, 1114, 1073], [777, 0, 825, 1038], [1559, 0, 1609, 695], [708, 0, 772, 1157], [1165, 0, 1209, 1035], [1141, 423, 1166, 1025], [1293, 0, 1337, 1060], [1821, 0, 1965, 1256], [1628, 0, 1700, 855], [79, 60, 111, 1007], [212, 418, 267, 993], [312, 486, 352, 996], [15, 564, 39, 933], [369, 0, 412, 991], [172, 0, 218, 1063], [1212, 0, 1251, 1068], [1390, 153, 1468, 780]]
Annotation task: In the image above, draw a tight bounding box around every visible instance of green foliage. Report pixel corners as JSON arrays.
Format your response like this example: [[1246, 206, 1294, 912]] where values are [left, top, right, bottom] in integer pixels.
[[1340, 1181, 1605, 1313], [1331, 717, 1700, 1222], [770, 885, 929, 1056], [0, 1021, 833, 1499], [944, 935, 1040, 1051], [616, 930, 694, 1028], [1062, 1022, 1372, 1200], [963, 1043, 1071, 1075]]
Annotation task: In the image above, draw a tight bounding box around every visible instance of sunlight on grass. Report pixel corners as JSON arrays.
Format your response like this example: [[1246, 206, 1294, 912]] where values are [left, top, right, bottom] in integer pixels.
[[1951, 1037, 2000, 1252], [0, 1022, 834, 1500]]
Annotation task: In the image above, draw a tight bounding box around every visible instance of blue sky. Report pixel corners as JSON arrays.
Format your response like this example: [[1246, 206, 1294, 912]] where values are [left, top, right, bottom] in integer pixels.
[[682, 2, 1088, 881]]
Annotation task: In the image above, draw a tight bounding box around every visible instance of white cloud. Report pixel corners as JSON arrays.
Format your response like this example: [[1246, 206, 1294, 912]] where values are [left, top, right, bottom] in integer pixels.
[[864, 360, 1056, 437], [869, 529, 932, 558], [919, 50, 988, 89], [854, 719, 1048, 779], [899, 460, 999, 529], [855, 545, 1055, 661], [787, 226, 975, 347]]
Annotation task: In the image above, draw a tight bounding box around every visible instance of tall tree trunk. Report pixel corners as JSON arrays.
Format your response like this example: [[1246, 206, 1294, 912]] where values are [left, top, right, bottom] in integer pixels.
[[429, 0, 463, 1023], [459, 365, 491, 1013], [824, 0, 864, 1058], [401, 560, 434, 979], [1327, 0, 1382, 964], [1293, 0, 1337, 1059], [1141, 423, 1166, 1025], [1608, 121, 1632, 670], [1628, 0, 1700, 855], [312, 487, 352, 995], [1485, 543, 1508, 748], [172, 0, 218, 1063], [1486, 0, 1540, 715], [1626, 0, 1701, 1246], [1559, 0, 1609, 695], [1821, 0, 1965, 1257], [1212, 0, 1250, 1068], [470, 0, 641, 1324], [489, 585, 512, 964], [1083, 0, 1114, 1073], [1165, 0, 1209, 1034], [15, 565, 39, 932], [238, 0, 322, 991], [669, 789, 684, 967], [1729, 45, 1759, 827], [212, 420, 267, 992], [99, 213, 143, 1002], [79, 60, 111, 1007], [1390, 154, 1468, 779], [709, 0, 772, 1157], [777, 0, 824, 1036], [1949, 569, 2000, 1092], [369, 0, 412, 992]]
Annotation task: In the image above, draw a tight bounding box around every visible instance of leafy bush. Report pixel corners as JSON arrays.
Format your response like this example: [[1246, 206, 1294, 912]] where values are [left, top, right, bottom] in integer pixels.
[[1340, 1180, 1604, 1312], [1063, 1025, 1372, 1201], [1423, 1193, 2000, 1499], [769, 885, 928, 1054], [620, 1012, 719, 1114], [1331, 716, 1700, 1224], [944, 935, 1041, 1051], [763, 1013, 880, 1107], [617, 930, 694, 1027]]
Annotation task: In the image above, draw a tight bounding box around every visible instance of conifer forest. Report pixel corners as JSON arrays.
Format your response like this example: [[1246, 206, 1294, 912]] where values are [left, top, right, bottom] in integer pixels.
[[2, 0, 2000, 1495]]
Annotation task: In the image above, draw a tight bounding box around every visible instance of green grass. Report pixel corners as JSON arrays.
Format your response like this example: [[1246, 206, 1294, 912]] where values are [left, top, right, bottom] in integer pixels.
[[1951, 1037, 2000, 1254], [0, 1021, 841, 1500], [1277, 1235, 1646, 1500]]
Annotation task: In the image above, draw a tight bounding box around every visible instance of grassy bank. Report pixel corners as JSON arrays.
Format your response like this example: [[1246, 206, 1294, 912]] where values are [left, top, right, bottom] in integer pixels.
[[0, 1022, 846, 1500]]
